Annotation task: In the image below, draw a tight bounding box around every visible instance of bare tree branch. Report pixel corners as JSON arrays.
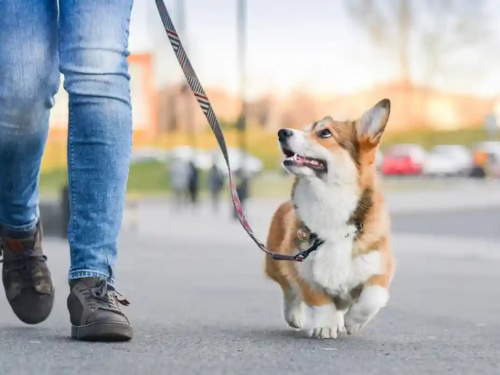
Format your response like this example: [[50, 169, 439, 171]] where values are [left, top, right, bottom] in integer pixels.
[[343, 0, 494, 86]]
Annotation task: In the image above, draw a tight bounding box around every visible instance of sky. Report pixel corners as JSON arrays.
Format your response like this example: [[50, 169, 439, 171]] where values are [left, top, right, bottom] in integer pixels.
[[129, 0, 500, 99]]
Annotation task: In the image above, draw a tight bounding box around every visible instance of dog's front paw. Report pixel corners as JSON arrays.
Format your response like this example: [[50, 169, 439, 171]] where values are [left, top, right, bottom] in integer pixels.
[[308, 327, 338, 339], [307, 311, 344, 339], [345, 320, 362, 335], [344, 311, 367, 335], [336, 311, 346, 333], [344, 285, 389, 335]]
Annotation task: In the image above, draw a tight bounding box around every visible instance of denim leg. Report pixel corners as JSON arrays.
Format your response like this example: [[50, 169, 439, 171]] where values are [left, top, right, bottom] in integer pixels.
[[59, 0, 134, 282], [0, 0, 59, 232]]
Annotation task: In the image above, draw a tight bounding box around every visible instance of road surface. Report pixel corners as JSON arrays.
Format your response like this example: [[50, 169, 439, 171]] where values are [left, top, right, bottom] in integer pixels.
[[1, 188, 499, 375]]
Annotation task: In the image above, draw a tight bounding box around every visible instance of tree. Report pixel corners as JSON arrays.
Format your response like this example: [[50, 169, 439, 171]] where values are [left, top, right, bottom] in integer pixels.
[[344, 0, 494, 86]]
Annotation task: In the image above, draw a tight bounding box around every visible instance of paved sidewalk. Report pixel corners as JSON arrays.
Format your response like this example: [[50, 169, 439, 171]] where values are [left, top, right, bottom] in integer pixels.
[[1, 200, 499, 374]]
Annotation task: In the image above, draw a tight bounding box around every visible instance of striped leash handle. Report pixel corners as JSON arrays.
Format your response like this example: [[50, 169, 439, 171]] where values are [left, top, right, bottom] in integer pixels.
[[154, 0, 300, 262]]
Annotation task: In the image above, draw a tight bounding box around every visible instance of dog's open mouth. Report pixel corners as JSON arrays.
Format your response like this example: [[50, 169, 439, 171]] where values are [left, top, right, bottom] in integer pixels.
[[281, 147, 327, 172]]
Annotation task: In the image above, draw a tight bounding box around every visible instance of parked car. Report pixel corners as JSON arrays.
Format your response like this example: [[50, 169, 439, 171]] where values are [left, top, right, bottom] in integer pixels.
[[422, 145, 473, 177], [382, 144, 426, 176]]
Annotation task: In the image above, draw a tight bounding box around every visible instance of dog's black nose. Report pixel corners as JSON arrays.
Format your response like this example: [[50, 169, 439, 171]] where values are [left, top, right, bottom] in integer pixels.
[[278, 129, 293, 142]]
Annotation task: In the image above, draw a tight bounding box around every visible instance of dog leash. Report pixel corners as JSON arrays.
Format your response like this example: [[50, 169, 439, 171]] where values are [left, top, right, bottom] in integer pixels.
[[154, 0, 320, 262]]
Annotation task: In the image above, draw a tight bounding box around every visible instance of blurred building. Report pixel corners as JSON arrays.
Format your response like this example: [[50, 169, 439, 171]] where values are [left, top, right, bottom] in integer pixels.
[[320, 81, 497, 131], [48, 2, 159, 143], [155, 81, 498, 133], [48, 62, 497, 142], [47, 2, 500, 140]]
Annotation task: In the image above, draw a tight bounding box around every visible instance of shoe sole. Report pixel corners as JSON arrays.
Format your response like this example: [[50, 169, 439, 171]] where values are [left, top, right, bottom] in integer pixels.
[[71, 322, 133, 342]]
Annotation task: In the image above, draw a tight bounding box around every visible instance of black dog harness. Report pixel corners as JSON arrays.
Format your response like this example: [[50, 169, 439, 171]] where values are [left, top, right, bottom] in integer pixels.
[[292, 219, 364, 261]]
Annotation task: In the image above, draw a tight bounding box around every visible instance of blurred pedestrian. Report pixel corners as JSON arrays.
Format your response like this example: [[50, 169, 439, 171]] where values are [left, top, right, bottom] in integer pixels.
[[208, 163, 225, 212], [0, 1, 133, 341], [188, 160, 200, 206], [470, 151, 488, 179], [169, 159, 190, 209]]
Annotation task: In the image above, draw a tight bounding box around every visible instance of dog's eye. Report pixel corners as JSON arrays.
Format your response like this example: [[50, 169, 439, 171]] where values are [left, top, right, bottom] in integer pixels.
[[317, 129, 332, 138]]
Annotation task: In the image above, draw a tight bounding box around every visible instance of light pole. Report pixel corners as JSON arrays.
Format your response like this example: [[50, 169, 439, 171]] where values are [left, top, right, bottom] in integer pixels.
[[176, 0, 196, 149], [176, 0, 185, 34], [237, 0, 247, 156], [236, 0, 249, 212]]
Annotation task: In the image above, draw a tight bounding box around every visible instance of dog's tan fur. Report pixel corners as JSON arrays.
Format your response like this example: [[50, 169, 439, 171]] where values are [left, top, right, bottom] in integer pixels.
[[265, 99, 394, 337]]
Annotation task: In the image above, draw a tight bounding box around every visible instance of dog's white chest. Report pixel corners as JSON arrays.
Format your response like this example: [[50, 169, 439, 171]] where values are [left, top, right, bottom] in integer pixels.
[[297, 240, 382, 298]]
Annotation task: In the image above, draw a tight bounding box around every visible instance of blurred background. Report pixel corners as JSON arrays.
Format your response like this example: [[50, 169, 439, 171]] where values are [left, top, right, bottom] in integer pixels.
[[40, 0, 500, 215], [5, 2, 500, 371]]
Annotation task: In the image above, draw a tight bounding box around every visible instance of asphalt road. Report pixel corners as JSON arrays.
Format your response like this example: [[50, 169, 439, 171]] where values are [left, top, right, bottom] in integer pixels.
[[1, 194, 500, 375], [392, 207, 500, 240]]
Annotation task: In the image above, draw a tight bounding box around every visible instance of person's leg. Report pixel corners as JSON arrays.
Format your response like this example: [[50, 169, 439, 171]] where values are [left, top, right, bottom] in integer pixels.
[[0, 0, 59, 231], [59, 0, 134, 341], [0, 0, 59, 324], [60, 0, 133, 283]]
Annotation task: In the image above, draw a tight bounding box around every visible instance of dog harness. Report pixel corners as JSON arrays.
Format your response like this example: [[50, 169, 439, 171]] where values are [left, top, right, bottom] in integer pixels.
[[295, 218, 363, 261]]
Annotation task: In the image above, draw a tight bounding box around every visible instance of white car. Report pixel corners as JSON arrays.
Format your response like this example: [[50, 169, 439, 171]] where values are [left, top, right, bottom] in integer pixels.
[[423, 145, 473, 177]]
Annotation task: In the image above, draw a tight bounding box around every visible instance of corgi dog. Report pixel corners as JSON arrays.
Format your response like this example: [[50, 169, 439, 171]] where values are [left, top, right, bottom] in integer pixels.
[[265, 99, 395, 339]]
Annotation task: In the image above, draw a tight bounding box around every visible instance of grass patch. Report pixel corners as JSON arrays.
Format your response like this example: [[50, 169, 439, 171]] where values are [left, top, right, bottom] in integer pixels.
[[40, 161, 213, 197], [40, 162, 448, 200], [40, 126, 492, 197], [127, 161, 170, 194]]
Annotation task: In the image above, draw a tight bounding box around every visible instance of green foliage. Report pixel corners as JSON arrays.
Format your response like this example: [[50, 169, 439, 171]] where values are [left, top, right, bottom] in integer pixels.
[[127, 161, 170, 194]]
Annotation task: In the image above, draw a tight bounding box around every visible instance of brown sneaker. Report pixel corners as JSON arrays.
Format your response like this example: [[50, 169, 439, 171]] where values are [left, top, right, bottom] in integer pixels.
[[68, 276, 133, 341], [0, 221, 54, 324]]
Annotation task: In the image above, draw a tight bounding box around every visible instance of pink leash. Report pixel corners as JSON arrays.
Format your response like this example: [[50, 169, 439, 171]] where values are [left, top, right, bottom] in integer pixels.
[[155, 0, 318, 262]]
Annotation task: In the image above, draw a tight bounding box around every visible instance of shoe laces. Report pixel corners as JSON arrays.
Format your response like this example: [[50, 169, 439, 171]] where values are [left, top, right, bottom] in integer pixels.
[[0, 241, 48, 288], [81, 271, 130, 314]]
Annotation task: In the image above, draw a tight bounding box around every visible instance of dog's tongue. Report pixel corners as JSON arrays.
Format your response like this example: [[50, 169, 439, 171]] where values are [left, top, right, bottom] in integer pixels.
[[295, 155, 305, 164]]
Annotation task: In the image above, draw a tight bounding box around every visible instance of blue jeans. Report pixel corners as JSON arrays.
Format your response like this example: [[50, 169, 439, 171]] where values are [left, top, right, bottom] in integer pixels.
[[0, 0, 134, 283]]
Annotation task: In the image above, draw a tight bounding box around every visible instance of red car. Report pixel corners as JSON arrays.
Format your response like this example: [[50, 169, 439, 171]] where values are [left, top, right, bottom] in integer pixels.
[[382, 144, 426, 176]]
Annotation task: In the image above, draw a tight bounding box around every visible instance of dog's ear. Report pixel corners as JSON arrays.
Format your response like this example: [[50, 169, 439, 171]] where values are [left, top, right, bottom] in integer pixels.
[[356, 99, 391, 146]]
